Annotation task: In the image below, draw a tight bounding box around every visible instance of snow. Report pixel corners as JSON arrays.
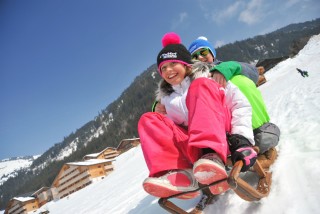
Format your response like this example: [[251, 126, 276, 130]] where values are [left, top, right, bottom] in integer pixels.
[[1, 34, 319, 214], [13, 197, 35, 202], [55, 140, 78, 161], [0, 156, 39, 185], [84, 153, 100, 158], [68, 159, 115, 166]]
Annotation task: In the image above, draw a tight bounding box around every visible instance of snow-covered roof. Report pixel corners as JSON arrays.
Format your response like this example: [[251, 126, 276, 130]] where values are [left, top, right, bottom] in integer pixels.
[[83, 147, 117, 158], [13, 196, 35, 202], [84, 153, 100, 158], [67, 158, 115, 166], [32, 187, 50, 196]]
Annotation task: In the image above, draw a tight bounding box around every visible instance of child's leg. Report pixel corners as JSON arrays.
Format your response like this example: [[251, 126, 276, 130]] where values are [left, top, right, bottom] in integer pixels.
[[186, 78, 231, 163], [138, 112, 199, 198], [186, 78, 231, 195], [138, 112, 192, 177]]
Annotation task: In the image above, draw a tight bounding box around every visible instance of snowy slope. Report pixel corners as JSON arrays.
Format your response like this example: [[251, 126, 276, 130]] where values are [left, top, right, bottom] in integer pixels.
[[5, 34, 319, 214], [0, 156, 39, 185]]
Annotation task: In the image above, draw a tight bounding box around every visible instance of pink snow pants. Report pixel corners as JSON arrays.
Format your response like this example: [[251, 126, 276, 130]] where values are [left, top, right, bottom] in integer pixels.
[[138, 78, 231, 177]]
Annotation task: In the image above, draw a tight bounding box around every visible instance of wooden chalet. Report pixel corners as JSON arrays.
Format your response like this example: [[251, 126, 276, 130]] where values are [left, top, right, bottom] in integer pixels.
[[116, 138, 140, 154], [83, 147, 119, 160], [5, 187, 52, 214], [51, 158, 115, 200], [5, 197, 38, 214], [31, 187, 53, 207]]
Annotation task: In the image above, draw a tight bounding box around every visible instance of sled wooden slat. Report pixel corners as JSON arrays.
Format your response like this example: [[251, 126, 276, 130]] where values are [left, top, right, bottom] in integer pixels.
[[228, 160, 271, 201], [158, 178, 227, 213], [159, 198, 189, 214]]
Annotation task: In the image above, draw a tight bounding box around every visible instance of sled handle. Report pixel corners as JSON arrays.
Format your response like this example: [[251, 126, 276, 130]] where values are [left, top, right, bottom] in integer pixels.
[[228, 160, 268, 188], [228, 158, 267, 187], [228, 160, 243, 189], [228, 160, 271, 201]]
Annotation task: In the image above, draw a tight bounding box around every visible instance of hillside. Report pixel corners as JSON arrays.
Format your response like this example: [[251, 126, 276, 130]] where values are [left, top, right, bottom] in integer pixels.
[[0, 18, 319, 210], [0, 156, 39, 185], [13, 32, 320, 213]]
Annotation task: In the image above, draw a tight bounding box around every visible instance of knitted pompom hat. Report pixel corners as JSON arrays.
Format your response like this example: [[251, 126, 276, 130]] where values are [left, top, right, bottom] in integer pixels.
[[157, 32, 192, 74], [188, 36, 216, 59]]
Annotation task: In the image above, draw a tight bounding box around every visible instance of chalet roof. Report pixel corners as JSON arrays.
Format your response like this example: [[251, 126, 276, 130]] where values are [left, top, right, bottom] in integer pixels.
[[119, 137, 140, 142], [83, 147, 117, 159], [13, 196, 35, 202], [116, 138, 140, 150], [67, 158, 115, 166], [84, 152, 100, 158], [32, 187, 50, 196]]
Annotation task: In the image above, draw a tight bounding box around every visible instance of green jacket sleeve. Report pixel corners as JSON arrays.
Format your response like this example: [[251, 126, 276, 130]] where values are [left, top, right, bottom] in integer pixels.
[[151, 100, 158, 112], [210, 61, 242, 81]]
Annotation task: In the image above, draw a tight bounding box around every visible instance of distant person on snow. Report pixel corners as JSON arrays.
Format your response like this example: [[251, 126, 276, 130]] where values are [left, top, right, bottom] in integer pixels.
[[138, 32, 257, 199], [296, 68, 309, 77]]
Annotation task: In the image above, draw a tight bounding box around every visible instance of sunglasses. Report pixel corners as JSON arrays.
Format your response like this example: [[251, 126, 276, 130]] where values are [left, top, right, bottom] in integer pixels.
[[192, 48, 210, 60]]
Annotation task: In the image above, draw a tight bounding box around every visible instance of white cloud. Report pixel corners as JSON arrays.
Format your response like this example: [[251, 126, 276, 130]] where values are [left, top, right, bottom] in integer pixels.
[[239, 0, 265, 25], [171, 12, 188, 29], [213, 1, 244, 24]]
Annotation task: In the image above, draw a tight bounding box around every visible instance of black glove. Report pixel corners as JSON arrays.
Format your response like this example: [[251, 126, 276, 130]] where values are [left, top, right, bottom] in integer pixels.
[[228, 134, 257, 172]]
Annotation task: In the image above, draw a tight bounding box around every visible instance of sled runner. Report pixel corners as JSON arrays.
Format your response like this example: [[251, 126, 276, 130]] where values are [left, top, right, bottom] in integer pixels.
[[158, 148, 277, 213], [158, 179, 226, 214]]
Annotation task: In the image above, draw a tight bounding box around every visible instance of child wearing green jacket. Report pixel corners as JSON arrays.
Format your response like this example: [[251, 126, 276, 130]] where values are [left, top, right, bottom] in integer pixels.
[[188, 36, 280, 155]]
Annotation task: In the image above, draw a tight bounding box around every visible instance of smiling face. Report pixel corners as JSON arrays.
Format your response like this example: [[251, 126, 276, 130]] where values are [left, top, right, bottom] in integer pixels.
[[160, 61, 187, 86]]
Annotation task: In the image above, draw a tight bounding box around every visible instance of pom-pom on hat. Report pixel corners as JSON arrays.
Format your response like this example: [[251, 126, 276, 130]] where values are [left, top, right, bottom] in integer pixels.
[[157, 32, 192, 74], [188, 36, 216, 59]]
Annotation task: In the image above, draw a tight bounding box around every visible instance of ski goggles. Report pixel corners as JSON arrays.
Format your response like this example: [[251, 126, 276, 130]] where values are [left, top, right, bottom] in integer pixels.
[[191, 48, 210, 60]]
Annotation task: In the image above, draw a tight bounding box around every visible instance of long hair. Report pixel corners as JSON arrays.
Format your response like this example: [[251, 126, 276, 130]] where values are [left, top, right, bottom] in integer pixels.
[[155, 61, 214, 100]]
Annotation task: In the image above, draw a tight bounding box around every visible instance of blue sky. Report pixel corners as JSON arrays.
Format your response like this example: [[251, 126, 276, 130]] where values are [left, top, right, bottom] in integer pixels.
[[0, 0, 319, 160]]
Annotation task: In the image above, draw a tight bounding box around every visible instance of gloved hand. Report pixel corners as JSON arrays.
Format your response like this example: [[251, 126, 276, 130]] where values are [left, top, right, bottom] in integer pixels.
[[228, 134, 257, 172]]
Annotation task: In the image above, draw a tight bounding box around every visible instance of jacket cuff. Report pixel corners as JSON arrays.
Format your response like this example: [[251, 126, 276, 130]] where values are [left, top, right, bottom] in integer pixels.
[[151, 100, 159, 112]]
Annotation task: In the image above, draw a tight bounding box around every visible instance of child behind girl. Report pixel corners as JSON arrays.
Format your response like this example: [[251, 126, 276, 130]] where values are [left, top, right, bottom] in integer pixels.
[[188, 36, 280, 158], [138, 32, 257, 199]]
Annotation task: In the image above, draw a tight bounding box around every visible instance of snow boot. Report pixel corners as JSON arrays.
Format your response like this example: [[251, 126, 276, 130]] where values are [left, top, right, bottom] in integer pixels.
[[193, 153, 229, 195], [143, 169, 200, 199]]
